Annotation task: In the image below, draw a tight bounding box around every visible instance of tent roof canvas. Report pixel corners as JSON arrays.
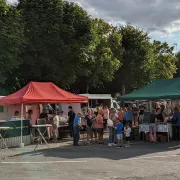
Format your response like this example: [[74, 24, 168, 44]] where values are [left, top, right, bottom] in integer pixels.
[[118, 78, 180, 101], [0, 82, 88, 104]]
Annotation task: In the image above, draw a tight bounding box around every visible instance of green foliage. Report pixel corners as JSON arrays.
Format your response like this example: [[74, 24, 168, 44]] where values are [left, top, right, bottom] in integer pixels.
[[0, 0, 24, 84], [152, 41, 177, 79], [105, 26, 178, 94], [0, 0, 179, 95], [71, 19, 122, 92], [173, 51, 180, 78], [16, 0, 93, 88], [107, 25, 155, 93]]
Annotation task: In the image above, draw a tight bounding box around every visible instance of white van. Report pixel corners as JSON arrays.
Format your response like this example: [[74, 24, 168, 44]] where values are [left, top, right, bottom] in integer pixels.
[[79, 94, 120, 110]]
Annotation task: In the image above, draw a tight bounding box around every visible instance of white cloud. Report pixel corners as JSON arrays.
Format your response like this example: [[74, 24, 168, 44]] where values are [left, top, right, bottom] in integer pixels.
[[7, 0, 180, 35], [68, 0, 180, 34]]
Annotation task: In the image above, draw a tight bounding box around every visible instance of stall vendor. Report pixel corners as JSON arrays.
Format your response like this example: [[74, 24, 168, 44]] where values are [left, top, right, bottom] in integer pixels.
[[14, 111, 20, 118], [172, 107, 180, 141], [27, 110, 33, 124], [11, 111, 21, 120], [156, 108, 164, 123], [53, 111, 60, 142], [39, 109, 48, 119], [155, 108, 166, 142]]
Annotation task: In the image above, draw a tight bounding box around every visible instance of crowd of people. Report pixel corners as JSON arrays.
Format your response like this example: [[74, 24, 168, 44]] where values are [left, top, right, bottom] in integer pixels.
[[68, 105, 139, 148], [68, 102, 180, 146], [13, 101, 180, 146]]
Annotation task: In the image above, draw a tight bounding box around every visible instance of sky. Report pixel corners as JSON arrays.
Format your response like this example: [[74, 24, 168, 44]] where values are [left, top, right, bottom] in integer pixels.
[[7, 0, 180, 51]]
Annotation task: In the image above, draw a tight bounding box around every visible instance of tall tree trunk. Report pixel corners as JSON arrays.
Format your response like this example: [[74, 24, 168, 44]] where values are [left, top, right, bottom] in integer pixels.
[[121, 84, 126, 108], [122, 84, 126, 95]]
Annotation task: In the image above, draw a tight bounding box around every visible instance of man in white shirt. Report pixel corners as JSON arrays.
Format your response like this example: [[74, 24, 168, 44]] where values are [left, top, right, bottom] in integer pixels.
[[53, 112, 60, 142]]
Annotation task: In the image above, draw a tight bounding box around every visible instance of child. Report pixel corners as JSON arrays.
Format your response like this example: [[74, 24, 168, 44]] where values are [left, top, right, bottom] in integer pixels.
[[125, 124, 131, 147], [115, 119, 124, 148]]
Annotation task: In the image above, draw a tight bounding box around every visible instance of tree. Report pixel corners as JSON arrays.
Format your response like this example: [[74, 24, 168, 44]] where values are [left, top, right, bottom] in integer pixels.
[[0, 0, 24, 94], [105, 25, 155, 94], [72, 19, 122, 93], [15, 0, 93, 89], [174, 51, 180, 78], [153, 40, 177, 79]]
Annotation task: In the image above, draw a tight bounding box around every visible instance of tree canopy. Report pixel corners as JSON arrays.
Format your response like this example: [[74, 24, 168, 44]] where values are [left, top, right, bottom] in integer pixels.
[[17, 0, 93, 87], [152, 40, 177, 79], [72, 19, 122, 93], [0, 0, 24, 84], [0, 0, 179, 95]]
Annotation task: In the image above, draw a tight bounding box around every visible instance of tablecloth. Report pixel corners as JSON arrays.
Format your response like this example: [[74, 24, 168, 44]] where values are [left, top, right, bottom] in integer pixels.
[[139, 124, 172, 137]]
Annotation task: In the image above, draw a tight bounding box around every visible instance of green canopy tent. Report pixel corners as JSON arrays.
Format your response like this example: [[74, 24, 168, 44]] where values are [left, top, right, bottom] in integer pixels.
[[118, 78, 180, 101]]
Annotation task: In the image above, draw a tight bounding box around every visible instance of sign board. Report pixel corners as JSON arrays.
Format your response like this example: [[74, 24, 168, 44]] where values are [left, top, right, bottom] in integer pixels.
[[0, 120, 30, 138]]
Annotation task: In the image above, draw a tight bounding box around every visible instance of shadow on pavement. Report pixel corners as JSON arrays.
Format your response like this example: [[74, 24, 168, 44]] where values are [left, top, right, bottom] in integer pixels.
[[9, 139, 180, 161]]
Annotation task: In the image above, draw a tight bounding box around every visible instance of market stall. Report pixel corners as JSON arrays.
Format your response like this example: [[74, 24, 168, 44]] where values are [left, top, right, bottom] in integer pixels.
[[0, 82, 88, 148], [118, 78, 180, 101], [118, 78, 180, 142]]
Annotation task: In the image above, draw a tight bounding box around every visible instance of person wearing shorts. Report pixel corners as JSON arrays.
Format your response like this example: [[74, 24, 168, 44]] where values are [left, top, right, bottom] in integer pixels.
[[85, 109, 93, 145], [115, 119, 124, 148]]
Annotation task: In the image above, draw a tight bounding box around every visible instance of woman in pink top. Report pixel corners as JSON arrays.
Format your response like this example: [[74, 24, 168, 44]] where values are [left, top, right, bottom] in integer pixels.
[[103, 106, 109, 129], [118, 107, 124, 121], [96, 110, 104, 144]]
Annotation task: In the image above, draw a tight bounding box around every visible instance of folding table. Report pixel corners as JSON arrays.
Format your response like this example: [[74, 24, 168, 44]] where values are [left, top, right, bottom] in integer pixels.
[[0, 127, 12, 159], [32, 124, 53, 153]]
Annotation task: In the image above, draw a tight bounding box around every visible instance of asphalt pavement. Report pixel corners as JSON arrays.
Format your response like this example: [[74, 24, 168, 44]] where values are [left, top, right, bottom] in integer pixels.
[[1, 138, 180, 180]]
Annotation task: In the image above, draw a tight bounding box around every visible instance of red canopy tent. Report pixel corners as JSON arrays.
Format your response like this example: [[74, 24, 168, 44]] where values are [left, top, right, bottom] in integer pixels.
[[0, 82, 88, 105], [0, 82, 88, 146]]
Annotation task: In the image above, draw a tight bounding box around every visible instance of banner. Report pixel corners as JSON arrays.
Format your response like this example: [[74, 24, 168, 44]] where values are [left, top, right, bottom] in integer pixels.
[[0, 120, 30, 138]]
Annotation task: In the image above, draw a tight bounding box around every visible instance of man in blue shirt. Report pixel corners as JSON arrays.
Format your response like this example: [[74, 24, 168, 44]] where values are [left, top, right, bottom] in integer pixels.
[[124, 107, 133, 125], [73, 113, 82, 146], [115, 119, 124, 148]]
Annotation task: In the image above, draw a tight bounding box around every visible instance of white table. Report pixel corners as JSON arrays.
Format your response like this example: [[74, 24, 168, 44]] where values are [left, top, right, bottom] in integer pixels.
[[0, 127, 12, 159], [32, 124, 53, 153], [139, 124, 172, 142]]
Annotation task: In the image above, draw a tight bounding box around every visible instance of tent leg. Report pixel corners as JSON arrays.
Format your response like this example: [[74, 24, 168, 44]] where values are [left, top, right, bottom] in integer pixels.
[[20, 103, 24, 148], [149, 101, 152, 112]]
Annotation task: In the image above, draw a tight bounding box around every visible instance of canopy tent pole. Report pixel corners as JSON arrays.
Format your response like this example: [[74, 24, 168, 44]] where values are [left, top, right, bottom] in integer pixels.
[[149, 101, 152, 112], [20, 103, 24, 147]]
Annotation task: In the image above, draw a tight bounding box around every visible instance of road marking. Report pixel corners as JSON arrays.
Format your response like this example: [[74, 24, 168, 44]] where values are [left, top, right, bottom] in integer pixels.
[[1, 160, 87, 164], [124, 154, 178, 161]]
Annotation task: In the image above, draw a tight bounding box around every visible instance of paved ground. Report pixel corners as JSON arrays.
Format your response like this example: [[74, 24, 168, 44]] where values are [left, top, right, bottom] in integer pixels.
[[1, 138, 180, 180]]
